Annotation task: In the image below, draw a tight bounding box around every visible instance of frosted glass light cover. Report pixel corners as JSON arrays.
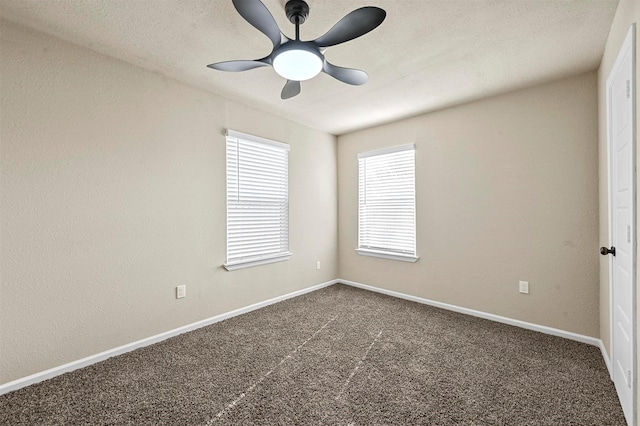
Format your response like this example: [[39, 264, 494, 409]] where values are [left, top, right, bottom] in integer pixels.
[[273, 47, 323, 81]]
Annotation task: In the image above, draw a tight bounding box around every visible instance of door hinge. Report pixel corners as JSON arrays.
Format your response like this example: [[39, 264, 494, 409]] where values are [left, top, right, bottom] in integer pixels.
[[626, 80, 631, 99], [628, 370, 632, 388], [627, 225, 631, 243]]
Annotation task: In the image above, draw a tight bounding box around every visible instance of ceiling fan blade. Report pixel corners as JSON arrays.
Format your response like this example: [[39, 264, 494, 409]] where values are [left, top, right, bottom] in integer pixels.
[[281, 80, 301, 99], [323, 61, 368, 85], [207, 60, 270, 72], [232, 0, 283, 48], [313, 7, 386, 48]]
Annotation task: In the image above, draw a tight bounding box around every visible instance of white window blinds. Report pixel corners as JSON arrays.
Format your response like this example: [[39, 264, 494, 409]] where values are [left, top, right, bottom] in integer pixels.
[[358, 144, 418, 262], [225, 130, 291, 271]]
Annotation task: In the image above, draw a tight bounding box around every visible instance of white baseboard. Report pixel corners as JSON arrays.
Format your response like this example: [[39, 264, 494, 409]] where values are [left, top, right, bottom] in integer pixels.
[[0, 279, 338, 396], [338, 279, 603, 347], [599, 339, 613, 379]]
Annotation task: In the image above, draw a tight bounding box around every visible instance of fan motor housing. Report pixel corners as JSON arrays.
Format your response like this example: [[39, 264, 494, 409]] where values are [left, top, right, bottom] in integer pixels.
[[285, 0, 310, 25]]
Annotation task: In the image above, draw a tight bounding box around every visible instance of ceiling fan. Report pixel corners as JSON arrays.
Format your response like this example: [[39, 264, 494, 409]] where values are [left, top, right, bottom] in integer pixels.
[[207, 0, 386, 99]]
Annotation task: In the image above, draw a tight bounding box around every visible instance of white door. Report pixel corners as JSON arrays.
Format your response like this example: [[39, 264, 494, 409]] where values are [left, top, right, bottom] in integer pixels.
[[606, 24, 636, 426]]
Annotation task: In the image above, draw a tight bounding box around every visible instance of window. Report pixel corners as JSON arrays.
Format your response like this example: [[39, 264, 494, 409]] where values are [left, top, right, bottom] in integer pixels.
[[357, 144, 418, 262], [225, 130, 291, 271]]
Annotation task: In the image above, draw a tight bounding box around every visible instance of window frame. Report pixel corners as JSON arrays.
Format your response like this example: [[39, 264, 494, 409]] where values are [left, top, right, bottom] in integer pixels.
[[356, 144, 418, 263], [224, 129, 292, 271]]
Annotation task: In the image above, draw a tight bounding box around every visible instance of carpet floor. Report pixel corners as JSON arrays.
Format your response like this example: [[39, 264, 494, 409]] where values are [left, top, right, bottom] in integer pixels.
[[0, 284, 626, 425]]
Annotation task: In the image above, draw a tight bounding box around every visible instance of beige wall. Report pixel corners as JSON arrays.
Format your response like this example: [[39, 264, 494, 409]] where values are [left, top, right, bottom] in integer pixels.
[[0, 20, 338, 385], [596, 0, 640, 422], [338, 72, 600, 337]]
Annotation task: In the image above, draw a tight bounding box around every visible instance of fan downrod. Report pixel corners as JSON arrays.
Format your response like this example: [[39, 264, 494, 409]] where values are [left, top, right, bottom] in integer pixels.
[[285, 0, 309, 25]]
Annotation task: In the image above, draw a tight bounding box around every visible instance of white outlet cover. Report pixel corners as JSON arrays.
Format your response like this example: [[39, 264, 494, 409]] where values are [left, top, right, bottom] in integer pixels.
[[519, 281, 529, 294], [176, 285, 186, 299]]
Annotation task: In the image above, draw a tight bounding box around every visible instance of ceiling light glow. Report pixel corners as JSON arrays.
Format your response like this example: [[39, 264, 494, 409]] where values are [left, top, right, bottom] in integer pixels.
[[273, 43, 323, 81]]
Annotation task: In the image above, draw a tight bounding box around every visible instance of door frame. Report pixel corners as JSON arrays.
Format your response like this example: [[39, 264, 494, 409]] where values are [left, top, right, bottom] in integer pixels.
[[607, 23, 637, 426]]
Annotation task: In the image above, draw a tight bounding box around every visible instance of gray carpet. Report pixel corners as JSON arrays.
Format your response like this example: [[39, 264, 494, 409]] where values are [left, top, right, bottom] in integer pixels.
[[0, 284, 626, 425]]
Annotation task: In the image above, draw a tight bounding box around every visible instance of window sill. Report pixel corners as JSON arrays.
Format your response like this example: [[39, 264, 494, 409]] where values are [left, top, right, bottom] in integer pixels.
[[224, 252, 293, 271], [356, 249, 419, 263]]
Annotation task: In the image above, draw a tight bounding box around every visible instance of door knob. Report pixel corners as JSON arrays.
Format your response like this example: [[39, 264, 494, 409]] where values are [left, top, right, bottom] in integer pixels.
[[600, 246, 616, 256]]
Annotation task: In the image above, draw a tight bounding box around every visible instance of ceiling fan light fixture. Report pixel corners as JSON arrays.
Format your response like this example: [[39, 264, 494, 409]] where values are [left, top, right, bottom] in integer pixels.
[[208, 0, 386, 98], [272, 42, 323, 81]]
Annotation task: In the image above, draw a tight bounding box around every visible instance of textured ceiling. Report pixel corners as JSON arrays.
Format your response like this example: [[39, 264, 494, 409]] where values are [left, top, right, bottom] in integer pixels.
[[0, 0, 618, 135]]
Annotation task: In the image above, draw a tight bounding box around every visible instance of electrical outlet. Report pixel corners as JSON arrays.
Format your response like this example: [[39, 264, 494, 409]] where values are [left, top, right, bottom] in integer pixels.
[[519, 281, 529, 294], [176, 285, 186, 299], [316, 261, 321, 270]]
